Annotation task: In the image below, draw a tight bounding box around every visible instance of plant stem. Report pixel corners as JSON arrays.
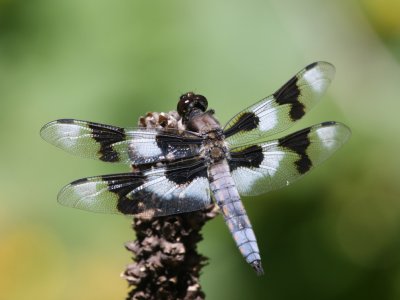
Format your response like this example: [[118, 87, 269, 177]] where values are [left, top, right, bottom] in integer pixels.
[[122, 206, 218, 300]]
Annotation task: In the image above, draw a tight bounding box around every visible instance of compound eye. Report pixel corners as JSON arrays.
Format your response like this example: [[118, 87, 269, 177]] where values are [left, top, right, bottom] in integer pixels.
[[177, 92, 208, 117], [194, 94, 208, 112], [177, 93, 194, 116]]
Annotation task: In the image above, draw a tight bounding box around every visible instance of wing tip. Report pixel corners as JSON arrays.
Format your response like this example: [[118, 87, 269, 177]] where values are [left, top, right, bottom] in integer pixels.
[[320, 121, 352, 143], [56, 180, 111, 214], [40, 120, 57, 141], [40, 119, 77, 142], [305, 61, 336, 80], [306, 60, 335, 70], [56, 182, 76, 207], [56, 177, 95, 207]]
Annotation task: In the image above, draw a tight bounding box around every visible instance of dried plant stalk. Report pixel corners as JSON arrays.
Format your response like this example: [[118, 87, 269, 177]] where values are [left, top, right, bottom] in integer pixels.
[[122, 111, 218, 300]]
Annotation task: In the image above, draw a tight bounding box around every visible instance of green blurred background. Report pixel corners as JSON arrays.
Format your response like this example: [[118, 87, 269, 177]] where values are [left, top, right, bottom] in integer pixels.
[[1, 0, 400, 299]]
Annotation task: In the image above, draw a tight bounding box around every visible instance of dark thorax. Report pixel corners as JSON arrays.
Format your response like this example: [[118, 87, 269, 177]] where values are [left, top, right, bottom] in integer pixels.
[[177, 92, 229, 165]]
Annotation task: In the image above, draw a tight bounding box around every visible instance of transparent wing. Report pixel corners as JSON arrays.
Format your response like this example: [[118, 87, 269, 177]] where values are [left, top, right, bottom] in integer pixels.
[[40, 119, 203, 165], [224, 62, 335, 147], [57, 158, 211, 217], [228, 122, 351, 196]]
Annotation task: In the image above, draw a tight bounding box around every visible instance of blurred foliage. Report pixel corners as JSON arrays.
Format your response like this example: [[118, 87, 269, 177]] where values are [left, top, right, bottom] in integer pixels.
[[0, 0, 399, 299], [362, 0, 400, 60]]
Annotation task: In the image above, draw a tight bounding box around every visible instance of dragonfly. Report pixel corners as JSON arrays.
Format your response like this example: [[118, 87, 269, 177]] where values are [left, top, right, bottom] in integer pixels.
[[40, 61, 350, 275]]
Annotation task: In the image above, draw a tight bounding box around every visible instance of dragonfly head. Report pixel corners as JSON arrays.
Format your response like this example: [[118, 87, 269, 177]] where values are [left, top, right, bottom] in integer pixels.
[[177, 92, 208, 122]]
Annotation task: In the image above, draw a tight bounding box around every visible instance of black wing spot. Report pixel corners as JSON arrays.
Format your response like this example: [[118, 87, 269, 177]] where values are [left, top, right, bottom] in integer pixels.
[[164, 159, 208, 185], [295, 155, 312, 174], [229, 145, 264, 171], [289, 102, 306, 121], [102, 173, 146, 214], [273, 76, 304, 121], [154, 131, 203, 162], [279, 127, 312, 174], [88, 123, 125, 162], [224, 112, 260, 138]]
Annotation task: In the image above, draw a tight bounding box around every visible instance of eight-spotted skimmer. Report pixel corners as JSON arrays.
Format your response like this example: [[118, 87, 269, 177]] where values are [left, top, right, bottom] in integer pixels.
[[41, 62, 350, 275]]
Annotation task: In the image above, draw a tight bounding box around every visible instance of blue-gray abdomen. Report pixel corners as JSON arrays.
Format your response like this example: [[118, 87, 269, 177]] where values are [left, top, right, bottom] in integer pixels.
[[208, 159, 263, 275]]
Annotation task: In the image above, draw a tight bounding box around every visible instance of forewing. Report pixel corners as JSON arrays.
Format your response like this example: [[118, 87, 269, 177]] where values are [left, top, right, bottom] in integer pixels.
[[57, 158, 211, 217], [224, 62, 335, 147], [228, 122, 351, 196], [40, 119, 203, 165]]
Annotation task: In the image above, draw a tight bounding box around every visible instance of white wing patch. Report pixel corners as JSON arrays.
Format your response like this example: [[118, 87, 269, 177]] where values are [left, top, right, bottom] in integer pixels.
[[129, 138, 163, 158], [255, 101, 279, 132], [53, 123, 82, 148], [231, 168, 266, 196], [142, 175, 177, 200], [316, 125, 337, 150], [260, 150, 286, 177], [142, 174, 210, 202], [303, 67, 326, 93], [180, 177, 211, 200]]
